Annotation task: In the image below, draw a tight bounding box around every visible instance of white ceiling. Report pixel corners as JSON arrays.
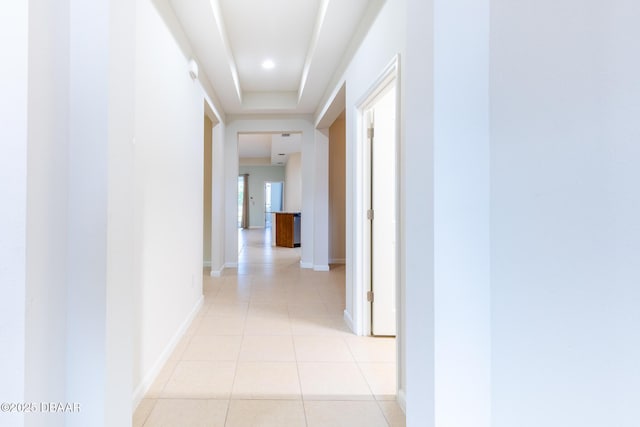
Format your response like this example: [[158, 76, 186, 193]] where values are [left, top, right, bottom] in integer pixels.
[[238, 133, 302, 165], [237, 134, 271, 158], [169, 0, 374, 115]]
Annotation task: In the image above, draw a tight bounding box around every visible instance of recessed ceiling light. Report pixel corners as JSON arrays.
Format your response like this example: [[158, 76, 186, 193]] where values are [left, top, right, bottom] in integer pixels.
[[278, 153, 285, 156], [262, 59, 275, 70]]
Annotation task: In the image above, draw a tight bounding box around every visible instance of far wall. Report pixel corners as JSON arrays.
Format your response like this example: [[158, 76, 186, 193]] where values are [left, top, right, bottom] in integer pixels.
[[239, 165, 285, 228]]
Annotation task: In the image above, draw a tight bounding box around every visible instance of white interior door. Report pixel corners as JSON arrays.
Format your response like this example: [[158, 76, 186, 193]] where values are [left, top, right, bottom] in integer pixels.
[[369, 85, 397, 336]]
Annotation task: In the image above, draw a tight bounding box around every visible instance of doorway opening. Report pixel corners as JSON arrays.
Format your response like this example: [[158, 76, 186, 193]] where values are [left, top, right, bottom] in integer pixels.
[[236, 132, 302, 253]]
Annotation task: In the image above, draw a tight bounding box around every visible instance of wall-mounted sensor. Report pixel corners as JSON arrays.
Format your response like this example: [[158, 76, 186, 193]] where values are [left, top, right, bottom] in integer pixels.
[[188, 59, 199, 80]]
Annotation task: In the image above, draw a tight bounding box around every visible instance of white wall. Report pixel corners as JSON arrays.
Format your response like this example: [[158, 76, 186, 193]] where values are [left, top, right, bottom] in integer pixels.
[[65, 1, 111, 425], [1, 2, 136, 426], [0, 4, 29, 427], [404, 0, 434, 422], [433, 1, 491, 426], [490, 1, 640, 426], [24, 2, 70, 426], [105, 0, 136, 425], [133, 0, 205, 405], [284, 152, 302, 212]]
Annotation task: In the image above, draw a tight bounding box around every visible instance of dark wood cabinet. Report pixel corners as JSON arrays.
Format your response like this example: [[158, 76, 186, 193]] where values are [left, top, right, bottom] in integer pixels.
[[275, 212, 301, 248]]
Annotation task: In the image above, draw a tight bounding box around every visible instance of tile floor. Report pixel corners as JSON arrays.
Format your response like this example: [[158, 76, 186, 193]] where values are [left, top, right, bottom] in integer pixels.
[[134, 228, 405, 427]]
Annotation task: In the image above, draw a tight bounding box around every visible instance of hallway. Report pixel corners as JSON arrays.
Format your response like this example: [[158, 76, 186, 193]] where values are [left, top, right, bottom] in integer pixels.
[[133, 229, 405, 426]]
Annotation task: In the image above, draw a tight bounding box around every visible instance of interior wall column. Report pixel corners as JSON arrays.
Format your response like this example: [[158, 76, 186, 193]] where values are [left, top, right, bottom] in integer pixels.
[[66, 0, 135, 425], [404, 0, 436, 424], [0, 4, 29, 426]]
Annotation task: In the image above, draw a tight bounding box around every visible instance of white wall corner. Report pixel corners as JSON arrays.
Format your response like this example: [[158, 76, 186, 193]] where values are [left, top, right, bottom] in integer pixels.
[[300, 261, 313, 269], [343, 309, 355, 333]]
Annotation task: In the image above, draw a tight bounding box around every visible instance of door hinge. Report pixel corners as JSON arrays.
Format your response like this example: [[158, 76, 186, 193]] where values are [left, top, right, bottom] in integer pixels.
[[367, 209, 374, 220], [367, 127, 374, 139], [367, 291, 374, 302]]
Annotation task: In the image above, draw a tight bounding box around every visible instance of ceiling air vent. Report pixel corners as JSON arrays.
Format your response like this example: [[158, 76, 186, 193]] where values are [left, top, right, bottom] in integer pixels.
[[281, 133, 290, 137]]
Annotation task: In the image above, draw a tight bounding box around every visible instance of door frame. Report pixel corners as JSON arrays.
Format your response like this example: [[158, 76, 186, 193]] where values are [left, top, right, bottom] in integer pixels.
[[354, 55, 401, 336]]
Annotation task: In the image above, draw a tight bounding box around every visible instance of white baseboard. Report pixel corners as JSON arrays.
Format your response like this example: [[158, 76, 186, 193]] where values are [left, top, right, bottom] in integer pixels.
[[203, 261, 212, 268], [343, 309, 354, 333], [300, 261, 313, 269], [249, 226, 264, 229], [329, 258, 346, 264], [397, 388, 406, 413], [313, 264, 330, 272], [132, 295, 204, 410], [210, 267, 223, 277], [224, 262, 238, 269]]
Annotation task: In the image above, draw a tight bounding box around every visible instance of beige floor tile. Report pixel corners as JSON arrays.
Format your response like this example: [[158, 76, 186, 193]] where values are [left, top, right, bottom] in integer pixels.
[[346, 337, 396, 362], [290, 316, 351, 336], [184, 316, 204, 336], [286, 288, 320, 303], [247, 303, 289, 318], [293, 336, 354, 362], [162, 361, 236, 398], [304, 401, 389, 427], [195, 316, 246, 336], [378, 400, 406, 427], [142, 399, 228, 427], [136, 230, 397, 425], [250, 288, 289, 303], [225, 400, 306, 427], [133, 398, 156, 427], [232, 362, 301, 399], [168, 335, 192, 360], [239, 336, 296, 362], [244, 316, 292, 335], [298, 362, 373, 400], [358, 363, 397, 399], [155, 358, 179, 383], [145, 377, 167, 399], [206, 302, 249, 317], [288, 303, 330, 318], [213, 290, 252, 303], [324, 303, 346, 316], [182, 335, 242, 361], [145, 359, 179, 398]]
